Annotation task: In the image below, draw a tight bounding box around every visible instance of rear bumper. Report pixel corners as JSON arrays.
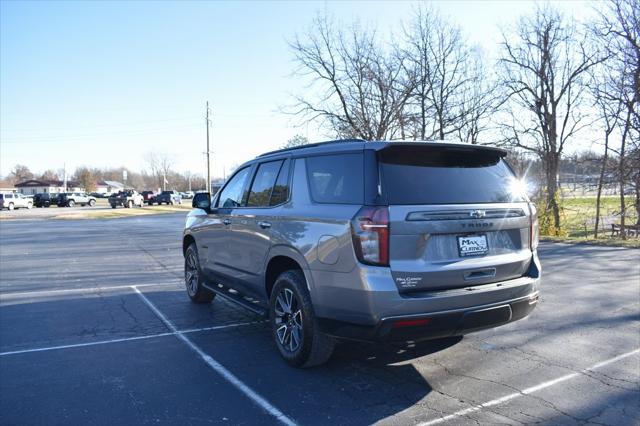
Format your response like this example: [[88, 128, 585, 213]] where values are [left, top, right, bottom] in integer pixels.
[[312, 252, 541, 342], [317, 291, 538, 342]]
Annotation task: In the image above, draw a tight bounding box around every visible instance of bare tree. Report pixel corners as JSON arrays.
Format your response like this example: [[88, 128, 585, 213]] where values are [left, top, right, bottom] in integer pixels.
[[499, 5, 603, 233], [144, 152, 173, 190], [592, 0, 640, 233], [9, 164, 33, 183], [590, 63, 622, 237], [457, 49, 504, 144], [39, 169, 59, 181], [289, 14, 413, 140], [281, 134, 309, 149], [75, 166, 97, 193], [402, 6, 474, 140]]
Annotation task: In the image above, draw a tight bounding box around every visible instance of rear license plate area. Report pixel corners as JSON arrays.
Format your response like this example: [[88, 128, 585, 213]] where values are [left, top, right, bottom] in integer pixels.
[[457, 234, 488, 257]]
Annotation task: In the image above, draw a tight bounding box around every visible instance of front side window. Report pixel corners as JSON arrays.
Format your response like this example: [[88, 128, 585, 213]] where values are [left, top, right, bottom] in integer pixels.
[[306, 153, 363, 204], [218, 167, 251, 208], [247, 160, 283, 207]]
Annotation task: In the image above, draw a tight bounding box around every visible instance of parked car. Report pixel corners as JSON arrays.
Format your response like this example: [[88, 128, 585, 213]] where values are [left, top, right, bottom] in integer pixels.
[[109, 190, 144, 208], [57, 192, 96, 207], [182, 191, 195, 199], [155, 190, 182, 205], [33, 193, 57, 208], [183, 140, 541, 367], [141, 191, 157, 205], [0, 192, 33, 210]]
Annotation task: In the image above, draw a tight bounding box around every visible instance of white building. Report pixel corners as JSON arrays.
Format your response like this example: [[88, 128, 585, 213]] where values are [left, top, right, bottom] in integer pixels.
[[94, 180, 124, 195]]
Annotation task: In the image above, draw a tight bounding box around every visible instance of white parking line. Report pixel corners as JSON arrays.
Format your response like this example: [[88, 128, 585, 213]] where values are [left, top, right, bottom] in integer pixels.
[[0, 321, 262, 356], [418, 348, 640, 426], [0, 283, 178, 298], [132, 286, 296, 426]]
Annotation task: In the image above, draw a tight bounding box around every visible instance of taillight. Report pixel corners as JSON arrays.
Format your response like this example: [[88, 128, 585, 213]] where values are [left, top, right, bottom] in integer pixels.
[[529, 203, 539, 250], [351, 206, 389, 266]]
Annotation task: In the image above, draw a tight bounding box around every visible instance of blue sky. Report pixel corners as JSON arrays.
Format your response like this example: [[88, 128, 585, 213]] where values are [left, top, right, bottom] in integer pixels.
[[0, 0, 592, 179]]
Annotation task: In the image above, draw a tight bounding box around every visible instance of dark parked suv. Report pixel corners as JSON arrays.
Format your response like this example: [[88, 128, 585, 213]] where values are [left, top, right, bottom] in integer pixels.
[[184, 140, 541, 367]]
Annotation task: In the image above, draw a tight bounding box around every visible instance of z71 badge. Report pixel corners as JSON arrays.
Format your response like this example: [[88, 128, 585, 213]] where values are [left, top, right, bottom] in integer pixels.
[[395, 276, 423, 288]]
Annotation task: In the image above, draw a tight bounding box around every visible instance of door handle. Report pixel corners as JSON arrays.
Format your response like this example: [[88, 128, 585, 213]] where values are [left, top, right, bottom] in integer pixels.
[[223, 219, 231, 226], [258, 221, 271, 229]]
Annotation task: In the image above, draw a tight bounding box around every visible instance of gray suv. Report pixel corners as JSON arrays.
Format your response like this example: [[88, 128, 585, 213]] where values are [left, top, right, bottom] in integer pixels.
[[183, 140, 541, 367]]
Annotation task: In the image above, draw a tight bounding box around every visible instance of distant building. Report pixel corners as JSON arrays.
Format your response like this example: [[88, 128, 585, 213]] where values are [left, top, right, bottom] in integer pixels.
[[95, 180, 124, 194], [14, 179, 83, 195]]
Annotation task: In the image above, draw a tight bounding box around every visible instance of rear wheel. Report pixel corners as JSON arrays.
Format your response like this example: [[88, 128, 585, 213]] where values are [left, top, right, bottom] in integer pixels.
[[184, 243, 215, 303], [67, 200, 75, 207], [269, 270, 335, 368]]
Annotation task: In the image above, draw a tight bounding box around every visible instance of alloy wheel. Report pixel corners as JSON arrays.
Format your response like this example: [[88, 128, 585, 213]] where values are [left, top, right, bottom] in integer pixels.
[[185, 251, 199, 295], [274, 288, 303, 353]]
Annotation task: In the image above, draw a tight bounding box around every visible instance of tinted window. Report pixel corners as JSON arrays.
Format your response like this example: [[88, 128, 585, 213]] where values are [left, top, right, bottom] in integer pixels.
[[218, 167, 251, 208], [306, 153, 363, 204], [247, 160, 282, 207], [270, 159, 291, 206], [380, 147, 525, 204]]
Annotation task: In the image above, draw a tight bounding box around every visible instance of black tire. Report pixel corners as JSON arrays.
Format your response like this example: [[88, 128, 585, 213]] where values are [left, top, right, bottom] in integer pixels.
[[269, 270, 335, 368], [127, 200, 133, 208], [8, 203, 14, 211], [89, 200, 96, 207], [67, 200, 75, 207], [184, 243, 215, 303], [111, 204, 116, 209]]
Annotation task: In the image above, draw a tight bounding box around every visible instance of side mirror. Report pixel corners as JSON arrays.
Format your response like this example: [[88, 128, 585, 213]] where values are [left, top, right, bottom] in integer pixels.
[[192, 193, 211, 210]]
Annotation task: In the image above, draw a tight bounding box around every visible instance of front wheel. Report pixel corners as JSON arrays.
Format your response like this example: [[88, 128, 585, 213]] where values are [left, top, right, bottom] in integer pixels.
[[89, 200, 96, 207], [67, 200, 75, 207], [27, 202, 32, 209], [269, 270, 335, 368], [184, 243, 215, 303], [8, 203, 14, 211], [127, 200, 133, 208]]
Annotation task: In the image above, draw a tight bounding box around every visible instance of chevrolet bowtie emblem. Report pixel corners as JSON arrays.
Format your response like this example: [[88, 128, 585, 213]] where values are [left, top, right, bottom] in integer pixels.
[[470, 210, 486, 219]]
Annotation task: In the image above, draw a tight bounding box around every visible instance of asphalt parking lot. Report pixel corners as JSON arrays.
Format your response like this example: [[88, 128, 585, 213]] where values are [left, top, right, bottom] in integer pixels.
[[1, 214, 638, 425]]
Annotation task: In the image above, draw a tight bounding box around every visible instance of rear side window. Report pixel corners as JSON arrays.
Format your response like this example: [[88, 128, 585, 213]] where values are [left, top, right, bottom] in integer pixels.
[[380, 147, 525, 205], [247, 160, 283, 207], [306, 153, 363, 204], [270, 159, 291, 206]]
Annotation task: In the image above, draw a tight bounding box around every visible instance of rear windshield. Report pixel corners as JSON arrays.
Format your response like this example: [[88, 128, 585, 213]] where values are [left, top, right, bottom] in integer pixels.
[[379, 146, 525, 205]]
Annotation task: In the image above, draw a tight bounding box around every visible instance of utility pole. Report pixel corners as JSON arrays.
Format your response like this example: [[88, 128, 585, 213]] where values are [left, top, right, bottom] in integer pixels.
[[206, 101, 212, 194], [63, 163, 67, 192]]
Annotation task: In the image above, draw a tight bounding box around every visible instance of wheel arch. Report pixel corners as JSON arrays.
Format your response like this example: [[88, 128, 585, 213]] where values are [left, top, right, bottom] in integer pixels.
[[183, 234, 196, 257], [264, 245, 314, 299]]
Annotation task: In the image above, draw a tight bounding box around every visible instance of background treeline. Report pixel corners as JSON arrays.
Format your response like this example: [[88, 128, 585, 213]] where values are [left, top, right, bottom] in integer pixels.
[[2, 160, 206, 193], [287, 0, 639, 238]]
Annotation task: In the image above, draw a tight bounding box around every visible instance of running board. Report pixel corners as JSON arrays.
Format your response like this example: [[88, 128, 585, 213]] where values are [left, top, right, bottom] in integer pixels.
[[203, 283, 268, 318]]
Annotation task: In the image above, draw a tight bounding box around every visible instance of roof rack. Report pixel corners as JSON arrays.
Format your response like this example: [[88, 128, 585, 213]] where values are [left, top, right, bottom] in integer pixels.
[[257, 139, 366, 158]]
